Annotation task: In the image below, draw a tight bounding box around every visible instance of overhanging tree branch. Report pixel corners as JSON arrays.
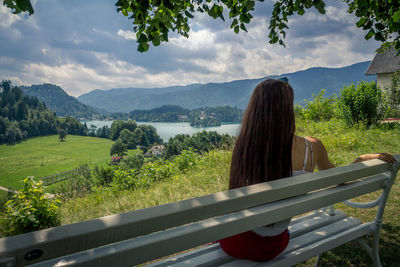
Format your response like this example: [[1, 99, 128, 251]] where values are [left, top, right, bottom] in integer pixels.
[[3, 0, 400, 52]]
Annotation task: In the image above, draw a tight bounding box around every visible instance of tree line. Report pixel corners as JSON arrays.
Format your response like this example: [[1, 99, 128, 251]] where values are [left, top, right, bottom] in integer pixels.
[[109, 105, 244, 127]]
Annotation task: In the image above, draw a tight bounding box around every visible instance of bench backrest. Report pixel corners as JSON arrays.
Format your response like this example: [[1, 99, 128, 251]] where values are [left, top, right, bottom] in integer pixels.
[[1, 156, 399, 266]]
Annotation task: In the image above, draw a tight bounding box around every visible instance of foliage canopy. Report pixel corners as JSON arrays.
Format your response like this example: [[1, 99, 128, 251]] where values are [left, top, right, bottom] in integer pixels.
[[4, 0, 400, 52]]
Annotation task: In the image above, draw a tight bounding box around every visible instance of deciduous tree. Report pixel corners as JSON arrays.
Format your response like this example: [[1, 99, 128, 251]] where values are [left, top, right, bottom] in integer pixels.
[[58, 128, 67, 142], [110, 139, 128, 156]]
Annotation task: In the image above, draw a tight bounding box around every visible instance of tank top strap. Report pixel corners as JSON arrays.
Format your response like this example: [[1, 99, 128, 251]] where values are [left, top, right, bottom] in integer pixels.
[[303, 138, 314, 170], [302, 138, 309, 171]]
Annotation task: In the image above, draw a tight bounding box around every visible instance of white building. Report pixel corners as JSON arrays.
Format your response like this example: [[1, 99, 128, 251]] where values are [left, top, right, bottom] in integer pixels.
[[366, 47, 400, 90], [150, 145, 165, 157]]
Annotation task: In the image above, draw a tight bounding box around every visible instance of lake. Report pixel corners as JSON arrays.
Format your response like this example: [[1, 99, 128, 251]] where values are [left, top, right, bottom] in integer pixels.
[[83, 121, 241, 142]]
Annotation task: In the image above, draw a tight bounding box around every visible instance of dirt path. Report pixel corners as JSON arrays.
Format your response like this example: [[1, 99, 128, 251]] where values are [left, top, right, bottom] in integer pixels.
[[0, 185, 16, 193]]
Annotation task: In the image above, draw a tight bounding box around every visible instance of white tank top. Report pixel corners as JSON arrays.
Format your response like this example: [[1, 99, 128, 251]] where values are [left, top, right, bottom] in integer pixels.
[[252, 138, 313, 237]]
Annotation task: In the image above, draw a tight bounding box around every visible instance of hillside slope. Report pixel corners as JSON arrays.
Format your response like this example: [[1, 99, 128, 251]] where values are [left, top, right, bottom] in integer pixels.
[[21, 84, 99, 119]]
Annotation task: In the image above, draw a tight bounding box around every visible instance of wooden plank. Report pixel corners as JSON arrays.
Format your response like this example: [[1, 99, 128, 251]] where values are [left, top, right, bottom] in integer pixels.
[[2, 158, 395, 267], [29, 173, 387, 267]]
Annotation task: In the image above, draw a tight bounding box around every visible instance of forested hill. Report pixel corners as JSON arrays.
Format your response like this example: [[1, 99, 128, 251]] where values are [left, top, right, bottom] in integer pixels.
[[78, 61, 376, 113], [0, 81, 87, 145], [21, 84, 99, 119]]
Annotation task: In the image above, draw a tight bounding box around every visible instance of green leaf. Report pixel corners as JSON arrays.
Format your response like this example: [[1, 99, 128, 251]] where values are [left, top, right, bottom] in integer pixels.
[[152, 36, 161, 46], [234, 25, 240, 33], [138, 33, 148, 43], [375, 23, 385, 30], [394, 11, 400, 23], [314, 1, 325, 14], [356, 18, 366, 27], [163, 0, 174, 10], [374, 32, 385, 42], [230, 18, 238, 29], [239, 13, 250, 23], [209, 4, 220, 19], [365, 29, 375, 40], [184, 10, 194, 19], [240, 23, 248, 32]]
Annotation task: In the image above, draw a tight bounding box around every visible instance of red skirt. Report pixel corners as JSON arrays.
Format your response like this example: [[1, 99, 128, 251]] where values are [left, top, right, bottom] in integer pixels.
[[218, 229, 290, 261]]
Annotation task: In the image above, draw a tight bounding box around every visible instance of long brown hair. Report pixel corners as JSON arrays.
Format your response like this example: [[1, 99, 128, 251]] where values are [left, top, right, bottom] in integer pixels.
[[229, 79, 295, 189]]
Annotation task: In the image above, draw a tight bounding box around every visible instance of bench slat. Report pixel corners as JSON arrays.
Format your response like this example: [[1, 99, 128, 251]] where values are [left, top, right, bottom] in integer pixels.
[[1, 160, 391, 266], [260, 222, 373, 267], [32, 173, 387, 267], [146, 243, 224, 267], [289, 210, 347, 239], [285, 217, 362, 253]]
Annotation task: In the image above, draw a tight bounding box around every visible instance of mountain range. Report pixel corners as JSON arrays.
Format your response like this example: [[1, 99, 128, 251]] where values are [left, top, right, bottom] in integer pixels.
[[77, 61, 376, 113]]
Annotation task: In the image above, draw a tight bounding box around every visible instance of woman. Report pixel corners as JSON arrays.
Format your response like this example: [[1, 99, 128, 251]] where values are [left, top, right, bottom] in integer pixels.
[[219, 79, 395, 261]]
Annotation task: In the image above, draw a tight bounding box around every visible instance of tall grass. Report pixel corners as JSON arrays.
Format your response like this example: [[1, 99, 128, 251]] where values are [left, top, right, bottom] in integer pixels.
[[61, 150, 231, 223]]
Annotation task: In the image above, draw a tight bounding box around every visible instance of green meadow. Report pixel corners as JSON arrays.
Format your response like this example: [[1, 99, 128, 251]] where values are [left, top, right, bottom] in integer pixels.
[[0, 135, 137, 189]]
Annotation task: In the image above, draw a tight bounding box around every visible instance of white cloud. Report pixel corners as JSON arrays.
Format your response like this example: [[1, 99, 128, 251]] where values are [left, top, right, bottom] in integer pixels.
[[0, 5, 22, 27], [117, 29, 136, 40], [170, 29, 216, 50]]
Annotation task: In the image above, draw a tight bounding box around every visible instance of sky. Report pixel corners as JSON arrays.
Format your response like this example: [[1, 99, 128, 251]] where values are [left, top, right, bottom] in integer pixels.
[[0, 0, 380, 97]]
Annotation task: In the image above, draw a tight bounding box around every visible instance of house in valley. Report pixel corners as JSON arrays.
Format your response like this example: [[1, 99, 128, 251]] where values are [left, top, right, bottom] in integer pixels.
[[144, 145, 165, 157], [366, 47, 400, 90]]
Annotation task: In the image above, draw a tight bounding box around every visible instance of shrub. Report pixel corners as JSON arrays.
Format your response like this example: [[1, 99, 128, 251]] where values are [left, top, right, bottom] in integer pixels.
[[172, 149, 199, 172], [110, 139, 127, 156], [93, 165, 115, 186], [111, 169, 139, 190], [338, 81, 388, 126], [137, 160, 174, 184], [303, 89, 337, 121], [119, 154, 145, 170], [2, 177, 60, 236]]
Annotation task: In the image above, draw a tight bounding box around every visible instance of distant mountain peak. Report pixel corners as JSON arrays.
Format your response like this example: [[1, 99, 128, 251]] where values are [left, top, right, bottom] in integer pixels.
[[77, 61, 375, 113]]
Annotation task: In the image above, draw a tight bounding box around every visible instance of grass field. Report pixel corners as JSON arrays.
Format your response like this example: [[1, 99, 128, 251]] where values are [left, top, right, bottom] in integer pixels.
[[0, 135, 138, 189]]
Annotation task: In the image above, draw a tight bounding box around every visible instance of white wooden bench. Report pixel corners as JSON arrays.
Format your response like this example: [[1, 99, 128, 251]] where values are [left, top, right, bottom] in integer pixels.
[[0, 155, 399, 267]]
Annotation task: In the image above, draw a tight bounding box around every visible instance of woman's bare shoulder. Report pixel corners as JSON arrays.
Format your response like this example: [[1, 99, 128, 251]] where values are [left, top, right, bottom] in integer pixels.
[[304, 136, 324, 148], [304, 136, 335, 170]]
